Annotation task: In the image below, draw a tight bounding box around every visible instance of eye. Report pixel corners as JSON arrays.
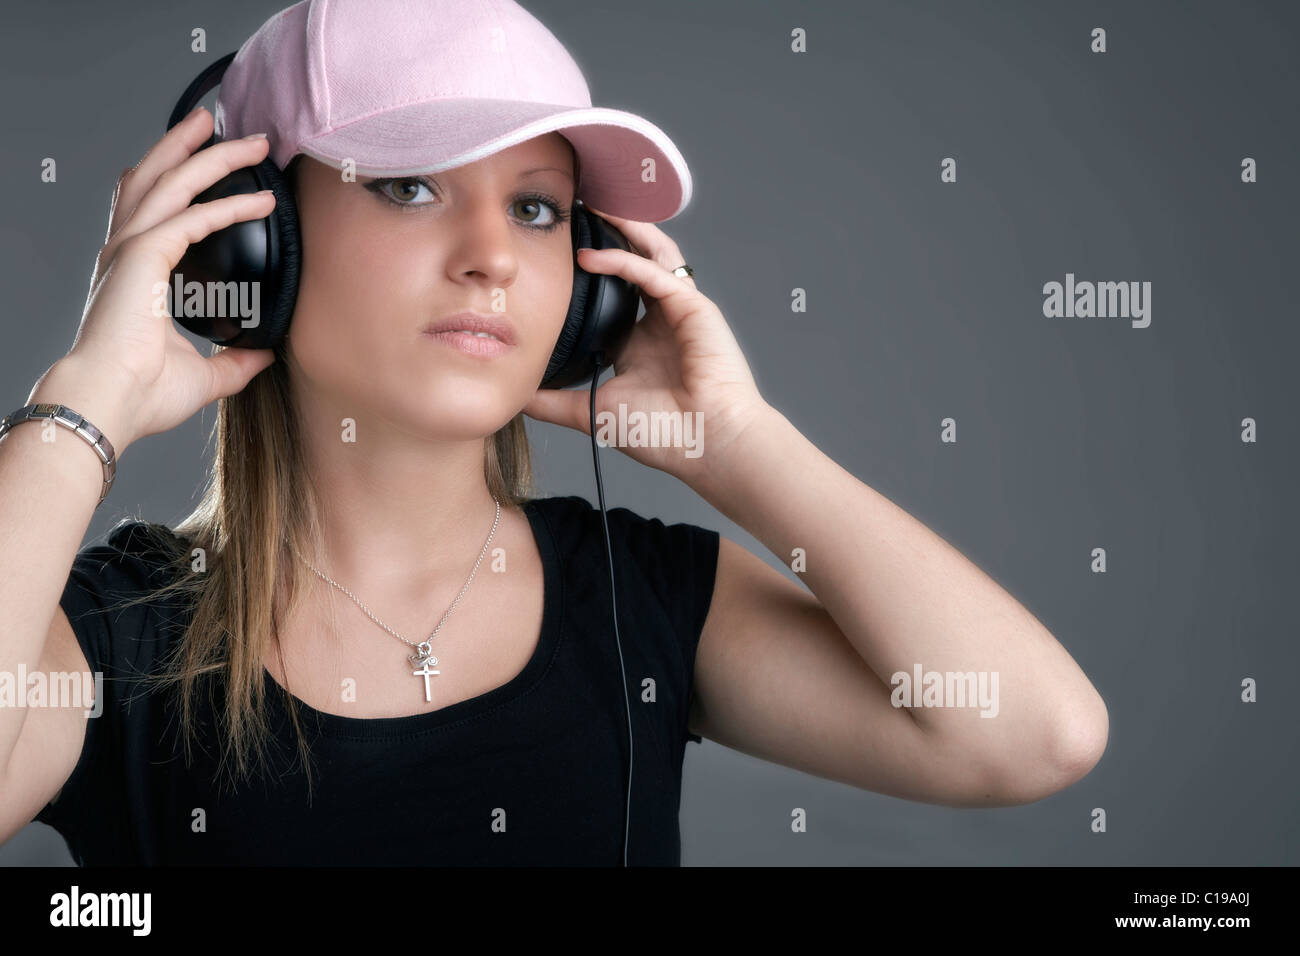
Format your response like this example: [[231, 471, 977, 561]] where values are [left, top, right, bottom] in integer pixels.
[[374, 177, 436, 205], [512, 193, 571, 233], [512, 198, 556, 227]]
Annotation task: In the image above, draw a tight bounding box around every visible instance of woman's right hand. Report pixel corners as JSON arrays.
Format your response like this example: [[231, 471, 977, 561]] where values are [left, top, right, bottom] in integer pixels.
[[35, 105, 281, 455]]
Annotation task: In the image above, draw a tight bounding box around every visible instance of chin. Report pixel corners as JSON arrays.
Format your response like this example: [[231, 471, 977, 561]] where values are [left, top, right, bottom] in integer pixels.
[[405, 381, 524, 439]]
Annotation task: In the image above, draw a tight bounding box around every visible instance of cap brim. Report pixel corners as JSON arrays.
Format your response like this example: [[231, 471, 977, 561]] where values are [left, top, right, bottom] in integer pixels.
[[295, 98, 692, 222]]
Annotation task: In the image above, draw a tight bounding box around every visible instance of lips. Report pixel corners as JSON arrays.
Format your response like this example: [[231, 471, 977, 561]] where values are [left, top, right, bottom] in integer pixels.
[[422, 312, 517, 346]]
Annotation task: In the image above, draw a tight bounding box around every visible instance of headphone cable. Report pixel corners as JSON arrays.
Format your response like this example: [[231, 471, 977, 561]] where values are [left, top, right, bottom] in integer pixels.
[[588, 351, 633, 867]]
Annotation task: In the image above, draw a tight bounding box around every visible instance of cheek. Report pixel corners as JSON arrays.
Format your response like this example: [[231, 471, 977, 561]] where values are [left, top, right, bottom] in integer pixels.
[[289, 223, 433, 374], [521, 244, 576, 364]]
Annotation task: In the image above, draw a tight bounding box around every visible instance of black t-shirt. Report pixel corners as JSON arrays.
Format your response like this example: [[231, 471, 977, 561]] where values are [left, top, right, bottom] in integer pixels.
[[33, 495, 719, 865]]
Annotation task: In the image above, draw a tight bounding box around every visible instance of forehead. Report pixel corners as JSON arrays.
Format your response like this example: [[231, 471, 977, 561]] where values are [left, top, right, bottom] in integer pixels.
[[489, 132, 575, 168], [451, 132, 577, 186], [404, 132, 576, 178]]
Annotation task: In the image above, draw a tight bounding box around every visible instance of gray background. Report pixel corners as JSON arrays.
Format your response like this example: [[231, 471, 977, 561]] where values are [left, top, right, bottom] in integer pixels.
[[1, 0, 1296, 865]]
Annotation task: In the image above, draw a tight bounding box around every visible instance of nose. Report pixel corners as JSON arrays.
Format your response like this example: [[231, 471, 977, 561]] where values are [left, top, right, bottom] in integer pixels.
[[443, 195, 520, 292]]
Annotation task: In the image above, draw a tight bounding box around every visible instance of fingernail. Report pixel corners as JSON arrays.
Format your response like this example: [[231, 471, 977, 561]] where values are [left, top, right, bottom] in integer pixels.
[[256, 189, 275, 197], [187, 105, 208, 120], [242, 132, 269, 140]]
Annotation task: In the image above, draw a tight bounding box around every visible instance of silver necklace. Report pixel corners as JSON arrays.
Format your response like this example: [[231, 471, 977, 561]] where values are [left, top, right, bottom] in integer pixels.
[[292, 498, 502, 702]]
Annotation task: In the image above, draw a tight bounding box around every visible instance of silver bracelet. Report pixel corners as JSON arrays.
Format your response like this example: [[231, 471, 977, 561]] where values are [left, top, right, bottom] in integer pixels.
[[0, 403, 117, 507]]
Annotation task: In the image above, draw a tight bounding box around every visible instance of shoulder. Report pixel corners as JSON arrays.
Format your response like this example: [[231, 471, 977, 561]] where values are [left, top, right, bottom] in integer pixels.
[[522, 492, 714, 535], [523, 492, 720, 631], [61, 518, 194, 670], [101, 517, 189, 564], [523, 493, 720, 564], [63, 520, 195, 647], [70, 518, 191, 593]]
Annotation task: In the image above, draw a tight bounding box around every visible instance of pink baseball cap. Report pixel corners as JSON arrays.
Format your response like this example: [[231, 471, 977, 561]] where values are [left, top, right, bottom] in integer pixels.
[[213, 0, 692, 222]]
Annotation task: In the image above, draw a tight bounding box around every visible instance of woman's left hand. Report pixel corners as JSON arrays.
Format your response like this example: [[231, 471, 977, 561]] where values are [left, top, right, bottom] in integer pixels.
[[523, 206, 768, 485]]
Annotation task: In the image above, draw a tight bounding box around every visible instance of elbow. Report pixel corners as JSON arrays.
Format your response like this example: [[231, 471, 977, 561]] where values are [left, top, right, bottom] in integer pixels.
[[978, 693, 1109, 807], [1030, 692, 1110, 800], [1054, 690, 1109, 780]]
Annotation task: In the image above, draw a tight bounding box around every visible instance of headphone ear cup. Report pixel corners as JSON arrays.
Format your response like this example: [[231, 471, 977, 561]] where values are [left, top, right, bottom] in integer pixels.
[[541, 204, 640, 389], [168, 156, 300, 351], [541, 206, 595, 388], [256, 159, 300, 351]]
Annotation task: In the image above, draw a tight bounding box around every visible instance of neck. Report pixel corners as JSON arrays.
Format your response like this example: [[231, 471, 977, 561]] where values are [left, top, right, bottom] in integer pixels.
[[290, 373, 507, 611]]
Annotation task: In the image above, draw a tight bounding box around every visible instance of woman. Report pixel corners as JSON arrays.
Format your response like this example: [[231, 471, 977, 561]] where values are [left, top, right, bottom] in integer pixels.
[[0, 0, 1107, 866]]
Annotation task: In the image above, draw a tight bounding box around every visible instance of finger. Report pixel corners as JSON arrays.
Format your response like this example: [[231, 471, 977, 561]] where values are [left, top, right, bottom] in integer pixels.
[[111, 190, 278, 301], [583, 204, 629, 226], [104, 134, 271, 258], [584, 205, 695, 288], [111, 105, 215, 238], [104, 168, 130, 246], [522, 387, 590, 433], [204, 344, 277, 402], [583, 205, 644, 255], [575, 246, 700, 326]]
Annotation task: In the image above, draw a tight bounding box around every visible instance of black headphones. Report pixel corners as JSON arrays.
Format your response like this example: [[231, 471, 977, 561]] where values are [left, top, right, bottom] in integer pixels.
[[165, 52, 641, 389]]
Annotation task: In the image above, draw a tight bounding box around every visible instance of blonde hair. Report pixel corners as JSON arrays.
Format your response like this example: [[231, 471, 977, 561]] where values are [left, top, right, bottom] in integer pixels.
[[117, 156, 539, 801]]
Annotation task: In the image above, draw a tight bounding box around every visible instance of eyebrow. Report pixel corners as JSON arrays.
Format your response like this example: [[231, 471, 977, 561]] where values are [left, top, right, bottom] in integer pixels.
[[517, 166, 574, 181]]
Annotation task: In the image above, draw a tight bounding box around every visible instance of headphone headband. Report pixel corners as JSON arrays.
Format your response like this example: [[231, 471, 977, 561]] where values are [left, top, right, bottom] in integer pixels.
[[166, 52, 237, 134]]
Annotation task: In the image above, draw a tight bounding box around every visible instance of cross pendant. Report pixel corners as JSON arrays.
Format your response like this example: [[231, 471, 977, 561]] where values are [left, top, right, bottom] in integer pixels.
[[412, 659, 441, 703]]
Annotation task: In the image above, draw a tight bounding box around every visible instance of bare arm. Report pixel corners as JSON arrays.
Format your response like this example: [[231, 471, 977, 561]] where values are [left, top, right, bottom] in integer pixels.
[[0, 107, 281, 844], [0, 359, 136, 841], [688, 406, 1108, 804]]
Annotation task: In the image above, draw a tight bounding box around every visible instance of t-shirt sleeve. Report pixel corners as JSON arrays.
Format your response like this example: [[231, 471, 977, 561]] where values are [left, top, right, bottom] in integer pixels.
[[32, 520, 184, 839], [603, 503, 721, 746]]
